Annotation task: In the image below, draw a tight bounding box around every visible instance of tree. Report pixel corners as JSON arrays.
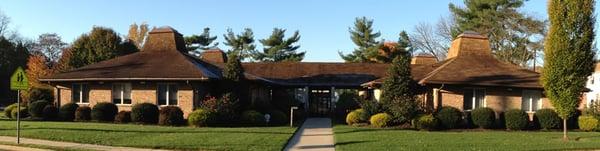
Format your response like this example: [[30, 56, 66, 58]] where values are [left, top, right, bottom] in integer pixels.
[[379, 51, 418, 124], [221, 54, 245, 108], [69, 26, 139, 68], [411, 16, 456, 61], [542, 0, 596, 140], [367, 31, 413, 63], [449, 0, 546, 67], [185, 27, 218, 53], [0, 10, 10, 38], [127, 22, 149, 49], [53, 47, 73, 73], [253, 28, 305, 62], [31, 33, 66, 64], [339, 17, 381, 62], [0, 37, 30, 105], [25, 54, 52, 88], [223, 28, 256, 61]]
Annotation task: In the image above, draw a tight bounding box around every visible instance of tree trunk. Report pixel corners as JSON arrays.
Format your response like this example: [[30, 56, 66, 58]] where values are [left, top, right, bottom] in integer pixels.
[[563, 118, 568, 141]]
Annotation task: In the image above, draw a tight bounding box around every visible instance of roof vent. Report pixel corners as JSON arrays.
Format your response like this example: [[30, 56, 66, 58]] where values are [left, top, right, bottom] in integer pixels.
[[446, 31, 492, 59], [141, 26, 186, 52], [201, 49, 228, 63], [411, 55, 437, 65]]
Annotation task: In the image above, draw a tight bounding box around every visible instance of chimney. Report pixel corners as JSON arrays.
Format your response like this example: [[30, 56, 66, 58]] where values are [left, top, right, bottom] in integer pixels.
[[411, 55, 437, 65], [446, 31, 492, 59], [201, 49, 228, 63], [142, 26, 186, 52]]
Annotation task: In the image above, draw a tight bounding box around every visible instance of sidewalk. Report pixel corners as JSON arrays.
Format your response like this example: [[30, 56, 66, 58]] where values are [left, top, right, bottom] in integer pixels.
[[0, 136, 170, 151], [284, 118, 335, 151]]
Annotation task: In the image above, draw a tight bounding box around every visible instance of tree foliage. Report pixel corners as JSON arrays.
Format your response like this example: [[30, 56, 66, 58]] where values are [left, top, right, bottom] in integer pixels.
[[339, 17, 381, 62], [366, 31, 413, 63], [542, 0, 595, 139], [25, 54, 52, 88], [185, 27, 218, 53], [449, 0, 546, 66], [223, 28, 256, 61], [31, 33, 66, 64], [411, 16, 456, 61], [379, 52, 419, 123], [127, 22, 149, 49], [0, 36, 30, 105], [69, 26, 138, 68], [252, 28, 305, 62]]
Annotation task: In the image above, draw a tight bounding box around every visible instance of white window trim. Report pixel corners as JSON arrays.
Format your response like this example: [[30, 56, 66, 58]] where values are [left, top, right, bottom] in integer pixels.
[[112, 83, 132, 105], [523, 90, 542, 113], [157, 83, 178, 106], [72, 83, 89, 105], [465, 88, 486, 111]]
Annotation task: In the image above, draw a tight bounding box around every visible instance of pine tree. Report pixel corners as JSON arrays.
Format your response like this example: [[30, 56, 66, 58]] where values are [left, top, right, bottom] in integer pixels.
[[223, 28, 256, 61], [185, 27, 218, 52], [221, 53, 245, 107], [69, 26, 139, 68], [339, 17, 381, 63], [253, 28, 305, 62], [379, 51, 418, 124], [542, 0, 596, 141]]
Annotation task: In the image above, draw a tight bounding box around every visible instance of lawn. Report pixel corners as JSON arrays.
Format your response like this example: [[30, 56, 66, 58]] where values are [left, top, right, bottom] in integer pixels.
[[0, 120, 297, 151], [334, 125, 600, 151]]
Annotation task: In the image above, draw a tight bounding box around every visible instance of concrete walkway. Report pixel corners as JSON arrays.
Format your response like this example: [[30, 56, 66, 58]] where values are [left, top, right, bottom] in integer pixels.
[[284, 118, 335, 151], [0, 144, 52, 151], [0, 136, 170, 151]]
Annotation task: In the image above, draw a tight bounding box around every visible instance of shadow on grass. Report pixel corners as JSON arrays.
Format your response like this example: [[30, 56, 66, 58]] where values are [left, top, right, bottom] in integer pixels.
[[335, 140, 372, 146], [0, 127, 294, 135]]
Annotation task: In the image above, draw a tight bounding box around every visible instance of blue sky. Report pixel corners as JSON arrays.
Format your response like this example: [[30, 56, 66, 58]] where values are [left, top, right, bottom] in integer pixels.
[[0, 0, 585, 62]]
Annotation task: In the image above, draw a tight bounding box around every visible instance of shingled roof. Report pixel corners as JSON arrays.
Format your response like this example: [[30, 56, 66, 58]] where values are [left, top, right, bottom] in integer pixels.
[[40, 26, 220, 81]]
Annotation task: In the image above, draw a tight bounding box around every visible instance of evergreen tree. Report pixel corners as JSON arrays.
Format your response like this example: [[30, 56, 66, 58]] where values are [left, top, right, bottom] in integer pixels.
[[69, 26, 139, 68], [253, 28, 305, 62], [379, 51, 418, 124], [339, 17, 381, 62], [450, 0, 545, 67], [185, 27, 218, 52], [542, 0, 596, 140], [367, 31, 413, 63], [221, 53, 245, 107], [223, 28, 256, 61], [0, 37, 30, 105]]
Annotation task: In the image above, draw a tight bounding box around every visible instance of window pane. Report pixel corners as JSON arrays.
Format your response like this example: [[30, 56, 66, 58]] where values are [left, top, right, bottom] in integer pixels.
[[72, 84, 81, 103], [124, 83, 132, 104], [112, 84, 122, 104], [474, 89, 485, 108], [521, 93, 531, 111], [82, 84, 89, 103], [158, 84, 167, 105], [463, 89, 473, 110], [169, 85, 178, 105]]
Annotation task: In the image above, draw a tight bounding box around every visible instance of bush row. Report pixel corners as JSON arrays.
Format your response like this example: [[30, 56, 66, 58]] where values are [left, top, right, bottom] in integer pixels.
[[188, 109, 288, 127]]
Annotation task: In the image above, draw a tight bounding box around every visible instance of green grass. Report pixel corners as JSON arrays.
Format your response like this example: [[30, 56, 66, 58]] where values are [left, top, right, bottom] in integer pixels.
[[334, 125, 600, 151], [0, 120, 297, 151]]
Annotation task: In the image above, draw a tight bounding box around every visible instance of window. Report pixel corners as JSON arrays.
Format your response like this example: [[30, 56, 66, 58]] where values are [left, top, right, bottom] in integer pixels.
[[522, 90, 542, 112], [157, 84, 178, 105], [112, 83, 132, 105], [72, 83, 89, 104], [463, 88, 485, 110]]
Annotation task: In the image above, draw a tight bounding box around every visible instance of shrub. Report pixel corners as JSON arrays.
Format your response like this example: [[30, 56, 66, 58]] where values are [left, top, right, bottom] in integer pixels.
[[75, 106, 91, 121], [346, 109, 368, 125], [188, 109, 214, 127], [536, 109, 561, 129], [504, 109, 528, 130], [266, 110, 287, 125], [335, 91, 360, 121], [131, 103, 159, 124], [201, 94, 239, 125], [370, 113, 392, 128], [91, 102, 118, 122], [357, 97, 382, 119], [578, 115, 599, 131], [4, 103, 18, 119], [241, 110, 265, 126], [415, 114, 439, 130], [584, 101, 600, 119], [59, 103, 79, 121], [436, 106, 462, 129], [159, 106, 184, 126], [42, 105, 58, 121], [471, 107, 496, 129], [28, 100, 50, 119], [28, 88, 54, 103], [114, 111, 131, 123], [11, 107, 29, 119]]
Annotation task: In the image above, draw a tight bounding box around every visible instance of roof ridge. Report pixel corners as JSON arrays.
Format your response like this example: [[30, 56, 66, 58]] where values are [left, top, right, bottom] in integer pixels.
[[418, 57, 458, 85]]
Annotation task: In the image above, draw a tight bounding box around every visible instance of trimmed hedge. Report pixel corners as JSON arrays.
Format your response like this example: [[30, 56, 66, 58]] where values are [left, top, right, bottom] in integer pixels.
[[4, 103, 18, 119], [504, 109, 528, 130], [131, 103, 159, 124], [114, 111, 131, 123], [415, 114, 439, 130], [370, 113, 392, 128], [59, 103, 79, 121], [159, 106, 184, 126], [241, 110, 265, 126], [42, 105, 58, 121], [266, 110, 287, 125], [91, 102, 118, 122], [471, 107, 496, 129], [188, 109, 214, 127], [536, 109, 561, 129], [346, 109, 368, 125], [436, 106, 462, 129], [578, 115, 599, 131], [28, 100, 50, 119], [75, 106, 91, 121]]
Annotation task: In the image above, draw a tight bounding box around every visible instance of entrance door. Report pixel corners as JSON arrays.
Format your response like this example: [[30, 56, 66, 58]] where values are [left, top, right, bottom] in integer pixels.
[[309, 89, 331, 117]]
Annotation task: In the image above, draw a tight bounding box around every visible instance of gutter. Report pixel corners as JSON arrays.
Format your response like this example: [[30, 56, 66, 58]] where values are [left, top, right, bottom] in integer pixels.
[[39, 77, 209, 82]]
